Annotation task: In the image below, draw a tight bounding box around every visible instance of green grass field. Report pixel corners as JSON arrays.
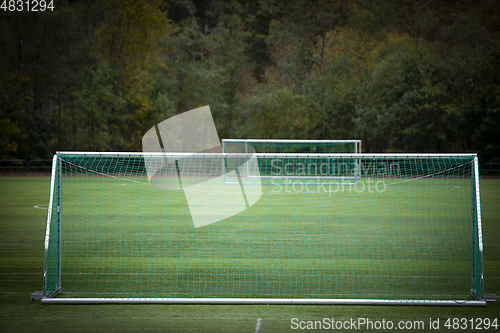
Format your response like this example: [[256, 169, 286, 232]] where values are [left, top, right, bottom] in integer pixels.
[[0, 176, 499, 332]]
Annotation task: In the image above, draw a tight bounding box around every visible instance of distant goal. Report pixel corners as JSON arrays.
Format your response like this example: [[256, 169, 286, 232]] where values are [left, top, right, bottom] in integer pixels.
[[222, 139, 362, 185]]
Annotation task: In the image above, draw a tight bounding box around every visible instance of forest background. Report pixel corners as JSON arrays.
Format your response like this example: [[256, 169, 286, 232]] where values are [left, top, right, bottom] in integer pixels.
[[1, 0, 499, 163]]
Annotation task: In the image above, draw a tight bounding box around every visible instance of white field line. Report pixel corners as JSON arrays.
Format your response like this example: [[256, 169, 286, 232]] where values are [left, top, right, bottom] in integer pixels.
[[0, 273, 42, 274], [1, 272, 469, 279], [0, 292, 34, 294], [11, 272, 491, 279], [255, 318, 262, 333]]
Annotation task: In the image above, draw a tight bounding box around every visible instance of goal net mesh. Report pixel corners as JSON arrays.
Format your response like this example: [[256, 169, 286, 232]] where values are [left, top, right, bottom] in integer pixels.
[[43, 153, 483, 301]]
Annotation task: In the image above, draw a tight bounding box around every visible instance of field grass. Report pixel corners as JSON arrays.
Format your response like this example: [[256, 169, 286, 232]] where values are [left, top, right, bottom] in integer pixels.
[[0, 176, 499, 332]]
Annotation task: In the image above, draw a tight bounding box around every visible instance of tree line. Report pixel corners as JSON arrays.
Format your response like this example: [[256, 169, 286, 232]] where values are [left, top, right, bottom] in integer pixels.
[[1, 0, 499, 162]]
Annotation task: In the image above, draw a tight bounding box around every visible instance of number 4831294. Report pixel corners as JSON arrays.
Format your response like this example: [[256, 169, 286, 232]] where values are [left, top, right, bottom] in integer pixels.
[[1, 0, 54, 11], [444, 318, 498, 330]]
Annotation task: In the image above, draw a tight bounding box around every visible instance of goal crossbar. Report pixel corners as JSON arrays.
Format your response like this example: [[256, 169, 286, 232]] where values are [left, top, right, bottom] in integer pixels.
[[41, 298, 486, 306], [55, 151, 476, 157]]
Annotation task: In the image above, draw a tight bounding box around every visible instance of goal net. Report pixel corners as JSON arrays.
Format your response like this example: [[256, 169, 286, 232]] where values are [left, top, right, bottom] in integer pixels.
[[39, 152, 485, 305]]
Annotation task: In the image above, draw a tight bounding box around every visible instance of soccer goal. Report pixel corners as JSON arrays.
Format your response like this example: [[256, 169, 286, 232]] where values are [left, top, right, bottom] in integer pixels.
[[222, 139, 362, 185], [36, 152, 486, 306]]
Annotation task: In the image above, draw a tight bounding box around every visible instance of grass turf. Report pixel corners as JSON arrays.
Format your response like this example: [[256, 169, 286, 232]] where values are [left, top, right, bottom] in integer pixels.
[[0, 176, 498, 332]]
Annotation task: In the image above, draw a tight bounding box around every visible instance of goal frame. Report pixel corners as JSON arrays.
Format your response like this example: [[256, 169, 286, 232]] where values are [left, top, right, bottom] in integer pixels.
[[36, 152, 486, 306]]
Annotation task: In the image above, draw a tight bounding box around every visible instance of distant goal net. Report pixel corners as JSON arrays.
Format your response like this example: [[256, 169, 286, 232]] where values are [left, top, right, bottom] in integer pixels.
[[38, 152, 485, 305], [222, 139, 362, 154], [222, 139, 362, 185]]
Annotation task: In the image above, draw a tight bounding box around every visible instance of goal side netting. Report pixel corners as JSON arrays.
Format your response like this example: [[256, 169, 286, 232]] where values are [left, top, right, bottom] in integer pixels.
[[40, 152, 485, 305]]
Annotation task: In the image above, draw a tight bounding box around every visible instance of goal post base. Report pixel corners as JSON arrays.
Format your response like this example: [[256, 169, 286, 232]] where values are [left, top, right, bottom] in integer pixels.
[[40, 298, 487, 306], [31, 291, 43, 301], [484, 294, 498, 304]]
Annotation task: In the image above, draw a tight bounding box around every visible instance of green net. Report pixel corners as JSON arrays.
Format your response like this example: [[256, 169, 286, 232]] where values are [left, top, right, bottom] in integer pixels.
[[43, 153, 483, 301]]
